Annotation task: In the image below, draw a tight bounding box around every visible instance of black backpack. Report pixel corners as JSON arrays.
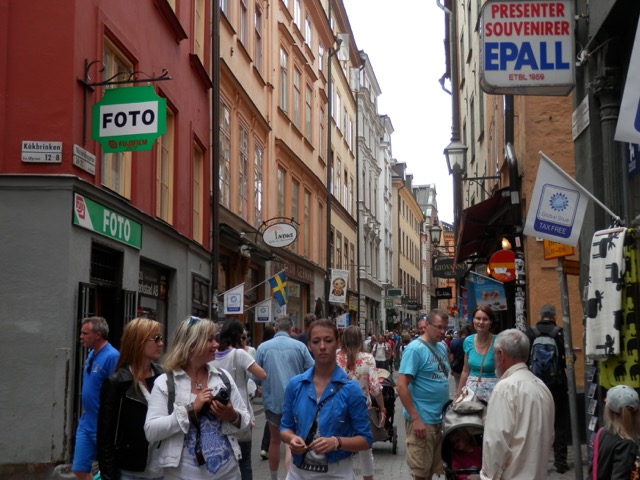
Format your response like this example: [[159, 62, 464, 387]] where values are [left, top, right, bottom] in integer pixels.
[[528, 326, 562, 386]]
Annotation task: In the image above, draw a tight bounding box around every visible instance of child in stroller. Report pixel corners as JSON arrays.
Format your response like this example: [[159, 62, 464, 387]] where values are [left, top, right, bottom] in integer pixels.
[[441, 400, 485, 479]]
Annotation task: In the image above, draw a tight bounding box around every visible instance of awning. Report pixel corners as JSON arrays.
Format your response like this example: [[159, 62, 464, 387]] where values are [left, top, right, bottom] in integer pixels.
[[455, 188, 514, 265]]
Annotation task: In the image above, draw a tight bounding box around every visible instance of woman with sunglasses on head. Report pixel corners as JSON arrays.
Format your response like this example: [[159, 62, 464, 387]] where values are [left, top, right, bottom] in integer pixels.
[[212, 319, 267, 480], [456, 305, 498, 403], [145, 317, 250, 480], [280, 319, 372, 479], [97, 317, 165, 480]]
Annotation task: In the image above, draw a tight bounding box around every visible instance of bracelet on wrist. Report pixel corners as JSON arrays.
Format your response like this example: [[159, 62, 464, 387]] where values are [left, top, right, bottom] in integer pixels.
[[232, 411, 240, 425], [336, 436, 342, 449]]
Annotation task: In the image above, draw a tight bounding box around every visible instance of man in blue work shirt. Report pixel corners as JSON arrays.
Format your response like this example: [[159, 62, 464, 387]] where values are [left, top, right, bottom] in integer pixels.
[[256, 316, 314, 480], [73, 316, 119, 480]]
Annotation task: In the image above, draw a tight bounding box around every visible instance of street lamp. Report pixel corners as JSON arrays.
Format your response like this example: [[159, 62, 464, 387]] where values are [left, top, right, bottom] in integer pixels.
[[444, 139, 467, 325], [429, 224, 443, 246], [444, 139, 467, 174]]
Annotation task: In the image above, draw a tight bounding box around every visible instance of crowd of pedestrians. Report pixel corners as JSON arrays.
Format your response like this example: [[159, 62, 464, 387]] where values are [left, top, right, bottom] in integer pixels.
[[72, 304, 636, 480]]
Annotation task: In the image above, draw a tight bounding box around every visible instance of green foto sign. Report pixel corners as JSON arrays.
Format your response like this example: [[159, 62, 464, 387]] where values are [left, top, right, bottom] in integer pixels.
[[73, 193, 142, 249], [92, 86, 166, 152]]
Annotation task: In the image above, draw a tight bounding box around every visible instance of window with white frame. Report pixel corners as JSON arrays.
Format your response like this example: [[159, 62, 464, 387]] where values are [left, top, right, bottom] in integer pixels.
[[305, 16, 312, 47], [305, 84, 312, 142], [318, 44, 325, 74], [319, 108, 325, 158], [336, 232, 342, 268], [335, 158, 341, 202], [343, 168, 348, 208], [293, 68, 301, 128], [291, 180, 299, 225], [239, 123, 249, 220], [102, 40, 132, 198], [304, 190, 310, 257], [254, 142, 263, 228], [277, 167, 285, 216], [254, 6, 263, 74], [193, 143, 204, 244], [280, 48, 288, 112], [335, 92, 341, 130], [194, 0, 205, 62], [294, 0, 301, 28], [156, 108, 175, 223], [220, 0, 229, 17], [240, 0, 249, 46], [220, 102, 231, 208]]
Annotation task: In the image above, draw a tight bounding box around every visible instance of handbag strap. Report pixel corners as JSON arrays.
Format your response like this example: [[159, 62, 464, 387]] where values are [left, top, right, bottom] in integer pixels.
[[476, 335, 492, 382], [304, 383, 344, 444], [592, 427, 602, 479], [418, 338, 449, 376]]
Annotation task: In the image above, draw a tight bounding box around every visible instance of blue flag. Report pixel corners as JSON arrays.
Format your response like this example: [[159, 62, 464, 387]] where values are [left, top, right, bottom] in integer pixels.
[[268, 272, 288, 306]]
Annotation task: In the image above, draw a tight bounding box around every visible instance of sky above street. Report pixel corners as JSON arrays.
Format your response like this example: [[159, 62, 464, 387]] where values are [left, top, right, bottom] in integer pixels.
[[343, 0, 455, 223]]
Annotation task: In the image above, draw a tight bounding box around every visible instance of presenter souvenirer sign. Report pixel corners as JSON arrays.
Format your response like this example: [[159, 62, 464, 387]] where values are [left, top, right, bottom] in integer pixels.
[[480, 0, 575, 95]]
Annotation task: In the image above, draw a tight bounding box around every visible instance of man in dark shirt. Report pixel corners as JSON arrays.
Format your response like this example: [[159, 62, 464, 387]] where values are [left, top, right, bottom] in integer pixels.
[[525, 304, 570, 474]]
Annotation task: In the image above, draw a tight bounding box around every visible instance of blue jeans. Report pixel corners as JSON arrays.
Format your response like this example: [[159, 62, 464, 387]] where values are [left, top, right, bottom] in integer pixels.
[[239, 440, 253, 480]]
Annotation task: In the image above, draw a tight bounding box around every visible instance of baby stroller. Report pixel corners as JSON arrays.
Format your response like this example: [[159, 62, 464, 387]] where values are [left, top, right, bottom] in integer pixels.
[[441, 399, 486, 479], [369, 368, 399, 454]]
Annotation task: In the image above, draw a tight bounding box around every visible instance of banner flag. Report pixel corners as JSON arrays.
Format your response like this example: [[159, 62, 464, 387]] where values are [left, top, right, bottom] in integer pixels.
[[224, 284, 244, 314], [336, 312, 349, 328], [268, 271, 288, 306], [523, 153, 589, 246], [274, 304, 287, 319], [328, 268, 349, 304], [615, 18, 640, 144], [255, 299, 271, 323]]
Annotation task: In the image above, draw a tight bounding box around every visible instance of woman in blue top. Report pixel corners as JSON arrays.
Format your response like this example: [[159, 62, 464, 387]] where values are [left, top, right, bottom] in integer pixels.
[[456, 305, 498, 403], [280, 319, 372, 479]]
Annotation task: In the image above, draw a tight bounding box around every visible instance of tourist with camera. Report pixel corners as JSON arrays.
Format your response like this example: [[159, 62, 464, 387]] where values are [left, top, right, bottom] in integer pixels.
[[280, 319, 372, 479], [145, 317, 250, 480]]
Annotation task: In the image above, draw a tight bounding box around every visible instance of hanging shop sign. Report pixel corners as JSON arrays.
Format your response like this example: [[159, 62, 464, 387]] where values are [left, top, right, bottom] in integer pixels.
[[433, 257, 467, 279], [436, 288, 453, 300], [543, 239, 575, 260], [480, 0, 574, 95], [488, 249, 516, 282], [72, 192, 142, 249], [262, 223, 298, 247], [92, 86, 166, 152]]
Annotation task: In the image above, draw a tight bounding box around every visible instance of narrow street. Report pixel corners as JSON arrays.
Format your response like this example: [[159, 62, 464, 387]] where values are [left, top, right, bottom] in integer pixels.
[[249, 373, 589, 480]]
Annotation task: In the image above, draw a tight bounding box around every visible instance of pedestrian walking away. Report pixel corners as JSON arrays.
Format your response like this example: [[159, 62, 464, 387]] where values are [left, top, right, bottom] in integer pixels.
[[397, 309, 451, 480], [144, 317, 251, 480], [97, 317, 164, 480], [470, 329, 554, 480], [73, 316, 120, 480], [280, 319, 372, 480], [525, 304, 571, 474]]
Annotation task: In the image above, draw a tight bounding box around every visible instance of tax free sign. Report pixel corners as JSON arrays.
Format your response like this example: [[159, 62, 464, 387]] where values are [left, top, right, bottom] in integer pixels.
[[480, 0, 574, 95], [92, 86, 166, 152]]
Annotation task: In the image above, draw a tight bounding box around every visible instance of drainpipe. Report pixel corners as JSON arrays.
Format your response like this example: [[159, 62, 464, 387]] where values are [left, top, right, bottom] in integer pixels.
[[437, 0, 463, 319]]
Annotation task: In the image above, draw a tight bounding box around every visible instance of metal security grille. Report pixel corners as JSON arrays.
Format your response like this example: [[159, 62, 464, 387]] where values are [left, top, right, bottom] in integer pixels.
[[90, 244, 122, 286]]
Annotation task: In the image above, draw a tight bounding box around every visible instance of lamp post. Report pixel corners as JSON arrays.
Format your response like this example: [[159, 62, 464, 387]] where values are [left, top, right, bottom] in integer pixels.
[[444, 140, 467, 321]]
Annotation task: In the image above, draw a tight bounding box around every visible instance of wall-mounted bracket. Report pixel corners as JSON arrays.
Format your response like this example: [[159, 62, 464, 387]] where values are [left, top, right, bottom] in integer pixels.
[[78, 59, 172, 145]]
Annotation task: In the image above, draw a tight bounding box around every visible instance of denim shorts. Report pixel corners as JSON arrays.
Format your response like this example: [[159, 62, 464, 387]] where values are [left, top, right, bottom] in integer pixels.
[[71, 425, 96, 473], [265, 409, 283, 428]]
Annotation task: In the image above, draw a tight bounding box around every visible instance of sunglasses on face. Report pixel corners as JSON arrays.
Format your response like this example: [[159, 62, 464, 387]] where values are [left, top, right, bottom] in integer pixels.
[[148, 334, 164, 344]]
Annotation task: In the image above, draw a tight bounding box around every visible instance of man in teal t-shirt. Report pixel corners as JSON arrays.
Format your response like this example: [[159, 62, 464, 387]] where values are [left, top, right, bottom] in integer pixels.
[[397, 309, 450, 480]]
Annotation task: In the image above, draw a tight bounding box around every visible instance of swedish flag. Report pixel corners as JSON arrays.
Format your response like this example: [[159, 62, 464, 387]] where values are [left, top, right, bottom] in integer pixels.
[[269, 271, 288, 306]]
